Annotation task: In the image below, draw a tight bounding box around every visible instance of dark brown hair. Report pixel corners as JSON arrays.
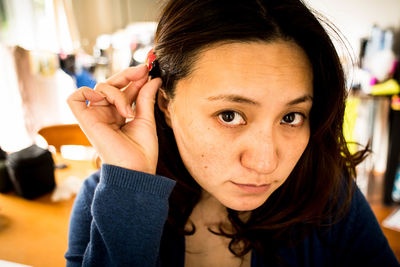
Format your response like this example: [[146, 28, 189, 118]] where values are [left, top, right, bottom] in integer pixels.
[[153, 0, 368, 263]]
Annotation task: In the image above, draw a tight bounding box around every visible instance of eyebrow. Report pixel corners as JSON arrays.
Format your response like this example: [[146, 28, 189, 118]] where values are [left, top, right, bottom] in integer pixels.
[[206, 93, 313, 106], [207, 94, 259, 105], [286, 94, 313, 106]]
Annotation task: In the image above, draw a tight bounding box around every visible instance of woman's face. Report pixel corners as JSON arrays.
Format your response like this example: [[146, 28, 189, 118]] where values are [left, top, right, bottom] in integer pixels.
[[162, 41, 313, 211]]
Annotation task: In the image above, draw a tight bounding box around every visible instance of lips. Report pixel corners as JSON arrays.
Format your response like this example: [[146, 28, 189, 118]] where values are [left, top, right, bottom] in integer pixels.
[[231, 181, 271, 194]]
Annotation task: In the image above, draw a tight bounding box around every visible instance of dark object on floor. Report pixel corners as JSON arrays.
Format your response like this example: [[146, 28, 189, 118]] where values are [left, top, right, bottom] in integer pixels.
[[6, 145, 55, 199], [0, 147, 12, 193]]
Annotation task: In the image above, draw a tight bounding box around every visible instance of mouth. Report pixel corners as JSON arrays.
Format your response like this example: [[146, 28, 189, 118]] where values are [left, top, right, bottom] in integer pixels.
[[231, 181, 271, 194]]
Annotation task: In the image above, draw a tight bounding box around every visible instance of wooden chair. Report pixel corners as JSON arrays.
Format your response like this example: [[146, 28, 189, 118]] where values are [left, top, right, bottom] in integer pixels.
[[37, 124, 101, 168], [37, 124, 91, 153]]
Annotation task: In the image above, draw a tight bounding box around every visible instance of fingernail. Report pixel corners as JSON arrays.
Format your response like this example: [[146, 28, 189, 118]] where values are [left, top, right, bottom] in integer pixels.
[[126, 105, 134, 118]]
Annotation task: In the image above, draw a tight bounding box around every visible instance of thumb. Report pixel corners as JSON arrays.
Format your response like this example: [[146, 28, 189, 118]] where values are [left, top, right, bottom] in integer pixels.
[[134, 78, 162, 124]]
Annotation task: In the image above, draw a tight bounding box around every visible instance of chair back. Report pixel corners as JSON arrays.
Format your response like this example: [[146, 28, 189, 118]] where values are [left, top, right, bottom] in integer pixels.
[[37, 124, 91, 153]]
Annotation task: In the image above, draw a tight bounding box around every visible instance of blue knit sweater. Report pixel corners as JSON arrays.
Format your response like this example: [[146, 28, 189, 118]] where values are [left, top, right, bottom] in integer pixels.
[[65, 164, 399, 266]]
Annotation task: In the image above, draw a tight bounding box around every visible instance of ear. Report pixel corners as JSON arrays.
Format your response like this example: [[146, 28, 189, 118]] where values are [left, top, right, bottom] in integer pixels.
[[157, 89, 172, 127]]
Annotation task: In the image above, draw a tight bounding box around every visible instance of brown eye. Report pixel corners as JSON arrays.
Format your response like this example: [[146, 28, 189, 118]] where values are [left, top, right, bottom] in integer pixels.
[[218, 111, 246, 126], [221, 111, 235, 122], [281, 112, 304, 126], [283, 113, 295, 123]]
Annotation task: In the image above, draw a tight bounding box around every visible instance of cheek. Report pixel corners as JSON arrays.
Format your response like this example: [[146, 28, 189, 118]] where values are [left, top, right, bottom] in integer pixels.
[[171, 116, 233, 178], [281, 131, 310, 169]]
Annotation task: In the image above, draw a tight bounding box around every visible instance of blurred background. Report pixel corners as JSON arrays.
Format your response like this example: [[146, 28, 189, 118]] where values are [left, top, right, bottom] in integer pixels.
[[0, 0, 400, 266], [0, 0, 160, 153]]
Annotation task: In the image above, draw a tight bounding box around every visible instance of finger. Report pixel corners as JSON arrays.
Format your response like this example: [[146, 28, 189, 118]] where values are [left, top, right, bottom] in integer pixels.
[[67, 86, 105, 115], [94, 82, 135, 118], [134, 78, 163, 124], [106, 65, 148, 89], [123, 77, 149, 104]]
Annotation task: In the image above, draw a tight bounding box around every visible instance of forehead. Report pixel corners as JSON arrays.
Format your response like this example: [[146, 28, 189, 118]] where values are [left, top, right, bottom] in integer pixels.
[[174, 41, 313, 102]]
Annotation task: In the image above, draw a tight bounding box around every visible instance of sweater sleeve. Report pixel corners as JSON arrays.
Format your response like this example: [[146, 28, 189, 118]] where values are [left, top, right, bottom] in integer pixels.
[[65, 164, 176, 267]]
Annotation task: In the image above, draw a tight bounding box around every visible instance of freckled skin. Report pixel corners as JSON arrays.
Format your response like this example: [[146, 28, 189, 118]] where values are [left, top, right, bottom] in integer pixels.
[[164, 41, 313, 211]]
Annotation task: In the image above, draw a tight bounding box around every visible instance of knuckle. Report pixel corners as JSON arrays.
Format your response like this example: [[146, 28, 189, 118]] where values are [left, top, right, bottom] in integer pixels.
[[66, 88, 82, 103], [78, 86, 91, 95], [94, 82, 107, 91]]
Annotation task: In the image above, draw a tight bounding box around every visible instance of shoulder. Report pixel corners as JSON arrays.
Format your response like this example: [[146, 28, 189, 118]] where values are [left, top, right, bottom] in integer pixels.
[[345, 183, 372, 225], [323, 182, 379, 242], [323, 182, 399, 265], [336, 182, 379, 235]]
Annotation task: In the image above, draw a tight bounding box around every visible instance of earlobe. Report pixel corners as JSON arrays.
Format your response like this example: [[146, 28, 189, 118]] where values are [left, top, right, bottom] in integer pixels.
[[157, 89, 172, 127]]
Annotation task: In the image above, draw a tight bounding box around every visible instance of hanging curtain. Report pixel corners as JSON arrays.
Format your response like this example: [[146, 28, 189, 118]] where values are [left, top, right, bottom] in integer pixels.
[[0, 45, 32, 152], [12, 46, 77, 142], [53, 0, 80, 54]]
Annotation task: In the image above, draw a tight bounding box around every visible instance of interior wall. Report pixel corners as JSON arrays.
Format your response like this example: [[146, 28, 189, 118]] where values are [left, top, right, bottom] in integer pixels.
[[71, 0, 159, 53], [304, 0, 400, 56]]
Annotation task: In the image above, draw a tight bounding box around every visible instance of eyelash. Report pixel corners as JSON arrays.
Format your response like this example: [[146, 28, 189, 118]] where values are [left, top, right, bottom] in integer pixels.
[[217, 110, 306, 128]]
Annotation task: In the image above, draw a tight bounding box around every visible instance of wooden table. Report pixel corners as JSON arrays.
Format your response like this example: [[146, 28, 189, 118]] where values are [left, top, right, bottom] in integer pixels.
[[0, 154, 97, 267]]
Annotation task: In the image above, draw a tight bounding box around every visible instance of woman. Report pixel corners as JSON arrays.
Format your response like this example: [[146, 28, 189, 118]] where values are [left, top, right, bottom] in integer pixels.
[[65, 0, 399, 266]]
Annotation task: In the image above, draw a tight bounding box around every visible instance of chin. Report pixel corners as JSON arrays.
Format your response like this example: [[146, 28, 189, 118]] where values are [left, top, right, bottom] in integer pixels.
[[221, 197, 267, 211]]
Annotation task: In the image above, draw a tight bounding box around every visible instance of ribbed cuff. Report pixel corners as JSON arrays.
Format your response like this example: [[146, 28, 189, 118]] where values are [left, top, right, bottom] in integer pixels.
[[100, 164, 176, 198]]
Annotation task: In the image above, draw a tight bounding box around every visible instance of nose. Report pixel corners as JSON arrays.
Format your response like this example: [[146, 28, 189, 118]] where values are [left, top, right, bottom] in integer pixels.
[[240, 129, 278, 175]]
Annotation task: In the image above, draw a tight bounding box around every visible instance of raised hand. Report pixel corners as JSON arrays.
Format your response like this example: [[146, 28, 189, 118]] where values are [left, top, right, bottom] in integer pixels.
[[67, 65, 162, 174]]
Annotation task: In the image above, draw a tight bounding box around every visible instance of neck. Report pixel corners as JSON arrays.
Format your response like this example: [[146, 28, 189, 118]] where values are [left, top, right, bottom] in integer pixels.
[[195, 190, 228, 224], [186, 190, 250, 232]]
